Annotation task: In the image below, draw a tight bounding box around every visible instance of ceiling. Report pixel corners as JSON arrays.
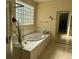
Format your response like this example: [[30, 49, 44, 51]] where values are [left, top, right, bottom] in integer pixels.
[[33, 0, 53, 2]]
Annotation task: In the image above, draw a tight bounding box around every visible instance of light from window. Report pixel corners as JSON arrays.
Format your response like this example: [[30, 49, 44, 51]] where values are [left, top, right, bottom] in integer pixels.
[[16, 1, 34, 26]]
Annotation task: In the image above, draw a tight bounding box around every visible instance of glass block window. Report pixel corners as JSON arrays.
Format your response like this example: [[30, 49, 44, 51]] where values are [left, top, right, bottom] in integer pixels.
[[16, 1, 34, 26]]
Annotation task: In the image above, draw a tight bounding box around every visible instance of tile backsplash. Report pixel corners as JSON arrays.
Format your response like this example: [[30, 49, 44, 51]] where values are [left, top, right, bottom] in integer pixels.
[[20, 25, 36, 35]]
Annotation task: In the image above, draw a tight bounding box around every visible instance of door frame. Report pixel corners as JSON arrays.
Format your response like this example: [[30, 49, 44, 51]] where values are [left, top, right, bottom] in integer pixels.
[[55, 11, 71, 35]]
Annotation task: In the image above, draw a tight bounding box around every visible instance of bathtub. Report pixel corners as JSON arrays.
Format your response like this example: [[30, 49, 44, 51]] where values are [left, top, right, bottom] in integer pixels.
[[24, 32, 45, 41], [13, 32, 50, 59]]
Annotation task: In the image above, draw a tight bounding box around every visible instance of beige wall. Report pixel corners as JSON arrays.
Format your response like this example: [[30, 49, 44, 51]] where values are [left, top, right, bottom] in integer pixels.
[[36, 0, 72, 39], [6, 0, 16, 39]]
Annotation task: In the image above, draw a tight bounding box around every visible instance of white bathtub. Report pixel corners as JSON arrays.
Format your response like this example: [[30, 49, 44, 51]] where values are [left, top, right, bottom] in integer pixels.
[[24, 32, 45, 41], [22, 32, 50, 51], [13, 32, 50, 59]]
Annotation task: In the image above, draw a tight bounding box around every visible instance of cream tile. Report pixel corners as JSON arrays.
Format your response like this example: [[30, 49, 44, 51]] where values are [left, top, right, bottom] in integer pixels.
[[38, 43, 72, 59]]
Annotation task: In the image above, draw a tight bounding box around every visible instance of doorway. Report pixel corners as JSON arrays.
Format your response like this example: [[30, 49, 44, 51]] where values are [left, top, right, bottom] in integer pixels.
[[56, 11, 69, 34], [55, 11, 72, 45], [58, 13, 68, 34]]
